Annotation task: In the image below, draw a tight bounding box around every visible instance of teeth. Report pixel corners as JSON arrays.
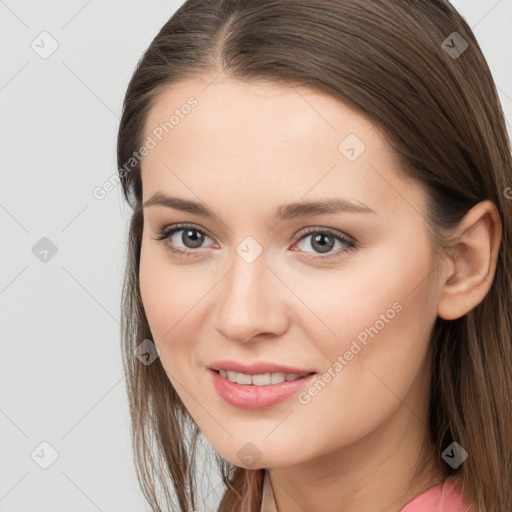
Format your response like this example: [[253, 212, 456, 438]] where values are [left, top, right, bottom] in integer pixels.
[[270, 372, 286, 384], [237, 372, 252, 385], [218, 370, 306, 385]]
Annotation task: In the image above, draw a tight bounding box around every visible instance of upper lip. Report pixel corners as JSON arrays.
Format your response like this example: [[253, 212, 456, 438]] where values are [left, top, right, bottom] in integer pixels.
[[208, 360, 316, 375]]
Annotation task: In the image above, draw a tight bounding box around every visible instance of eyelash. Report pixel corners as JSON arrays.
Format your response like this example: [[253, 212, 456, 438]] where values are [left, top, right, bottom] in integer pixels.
[[153, 223, 357, 261]]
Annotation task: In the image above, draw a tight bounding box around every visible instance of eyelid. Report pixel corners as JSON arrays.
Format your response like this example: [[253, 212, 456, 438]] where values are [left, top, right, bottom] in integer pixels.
[[156, 222, 211, 238], [296, 225, 355, 242]]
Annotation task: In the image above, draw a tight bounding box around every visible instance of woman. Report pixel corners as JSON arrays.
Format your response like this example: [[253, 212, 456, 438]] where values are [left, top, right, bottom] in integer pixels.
[[117, 1, 512, 510]]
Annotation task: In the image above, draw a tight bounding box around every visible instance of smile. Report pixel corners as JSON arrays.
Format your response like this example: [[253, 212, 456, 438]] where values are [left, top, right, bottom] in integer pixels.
[[209, 368, 318, 410]]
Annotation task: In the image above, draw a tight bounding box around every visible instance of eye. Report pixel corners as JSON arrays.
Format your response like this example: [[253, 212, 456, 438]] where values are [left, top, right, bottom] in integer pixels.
[[153, 224, 214, 257], [292, 227, 356, 260], [153, 224, 357, 260]]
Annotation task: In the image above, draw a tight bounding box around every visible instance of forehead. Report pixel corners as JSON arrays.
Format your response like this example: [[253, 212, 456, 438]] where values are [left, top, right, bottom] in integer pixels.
[[140, 76, 424, 219], [143, 76, 372, 150]]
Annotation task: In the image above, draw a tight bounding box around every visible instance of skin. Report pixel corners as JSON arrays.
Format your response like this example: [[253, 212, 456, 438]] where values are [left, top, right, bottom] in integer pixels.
[[138, 75, 501, 512]]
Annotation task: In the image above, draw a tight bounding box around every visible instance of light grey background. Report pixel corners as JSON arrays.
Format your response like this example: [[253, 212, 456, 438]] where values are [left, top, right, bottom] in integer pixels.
[[0, 1, 511, 511]]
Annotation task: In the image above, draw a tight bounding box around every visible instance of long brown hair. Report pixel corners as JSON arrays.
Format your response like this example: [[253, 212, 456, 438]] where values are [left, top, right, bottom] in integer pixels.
[[117, 1, 512, 510]]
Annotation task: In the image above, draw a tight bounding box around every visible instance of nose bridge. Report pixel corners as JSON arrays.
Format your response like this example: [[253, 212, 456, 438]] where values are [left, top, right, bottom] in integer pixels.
[[215, 243, 286, 342]]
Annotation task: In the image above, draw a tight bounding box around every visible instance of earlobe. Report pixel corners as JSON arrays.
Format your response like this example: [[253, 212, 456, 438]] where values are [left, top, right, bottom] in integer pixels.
[[437, 200, 502, 321]]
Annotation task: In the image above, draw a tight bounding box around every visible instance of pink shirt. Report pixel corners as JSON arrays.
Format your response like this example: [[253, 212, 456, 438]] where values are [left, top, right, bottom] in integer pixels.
[[260, 470, 472, 511]]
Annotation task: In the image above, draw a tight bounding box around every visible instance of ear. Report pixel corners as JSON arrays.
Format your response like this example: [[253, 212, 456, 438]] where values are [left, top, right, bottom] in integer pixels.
[[437, 200, 502, 321]]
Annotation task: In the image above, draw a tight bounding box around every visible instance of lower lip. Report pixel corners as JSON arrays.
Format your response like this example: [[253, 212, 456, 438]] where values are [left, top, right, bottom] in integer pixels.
[[209, 369, 317, 410]]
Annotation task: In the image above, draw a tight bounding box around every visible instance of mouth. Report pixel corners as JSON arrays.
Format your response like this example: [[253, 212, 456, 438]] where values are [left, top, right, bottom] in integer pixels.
[[211, 368, 316, 386], [209, 367, 318, 410]]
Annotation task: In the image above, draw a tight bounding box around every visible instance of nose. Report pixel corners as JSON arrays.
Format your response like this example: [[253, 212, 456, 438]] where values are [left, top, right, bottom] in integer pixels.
[[214, 248, 290, 344]]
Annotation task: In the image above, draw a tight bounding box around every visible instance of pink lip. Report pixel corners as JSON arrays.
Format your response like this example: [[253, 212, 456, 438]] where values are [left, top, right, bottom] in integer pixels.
[[208, 368, 317, 410], [208, 360, 315, 375]]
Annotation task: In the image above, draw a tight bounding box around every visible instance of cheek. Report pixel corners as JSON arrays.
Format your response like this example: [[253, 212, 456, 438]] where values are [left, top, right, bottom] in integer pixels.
[[139, 239, 216, 372], [139, 242, 192, 345], [288, 255, 436, 450], [299, 241, 436, 378]]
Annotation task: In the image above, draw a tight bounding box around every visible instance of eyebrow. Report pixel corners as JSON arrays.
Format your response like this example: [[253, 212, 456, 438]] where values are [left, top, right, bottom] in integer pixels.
[[143, 192, 377, 223]]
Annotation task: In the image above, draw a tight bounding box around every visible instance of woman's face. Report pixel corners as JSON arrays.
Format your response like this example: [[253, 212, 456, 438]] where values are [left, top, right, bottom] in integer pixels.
[[138, 76, 443, 470]]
